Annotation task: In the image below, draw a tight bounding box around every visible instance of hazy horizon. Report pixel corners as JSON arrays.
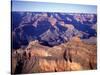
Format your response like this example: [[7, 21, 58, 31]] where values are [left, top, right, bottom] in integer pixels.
[[12, 1, 97, 14]]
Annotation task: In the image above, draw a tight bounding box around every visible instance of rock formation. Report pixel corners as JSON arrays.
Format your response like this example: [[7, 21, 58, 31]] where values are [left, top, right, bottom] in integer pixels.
[[11, 12, 97, 74]]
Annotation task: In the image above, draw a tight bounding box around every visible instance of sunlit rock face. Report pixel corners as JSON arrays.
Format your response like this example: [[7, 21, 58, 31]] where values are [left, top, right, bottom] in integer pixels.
[[12, 12, 97, 74], [12, 37, 97, 74]]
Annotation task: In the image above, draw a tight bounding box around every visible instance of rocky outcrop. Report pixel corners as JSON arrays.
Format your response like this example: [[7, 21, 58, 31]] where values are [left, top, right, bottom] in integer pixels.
[[12, 37, 97, 74]]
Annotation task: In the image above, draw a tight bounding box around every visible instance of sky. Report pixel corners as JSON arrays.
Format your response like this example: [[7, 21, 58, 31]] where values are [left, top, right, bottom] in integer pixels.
[[12, 1, 97, 13], [11, 0, 97, 5]]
